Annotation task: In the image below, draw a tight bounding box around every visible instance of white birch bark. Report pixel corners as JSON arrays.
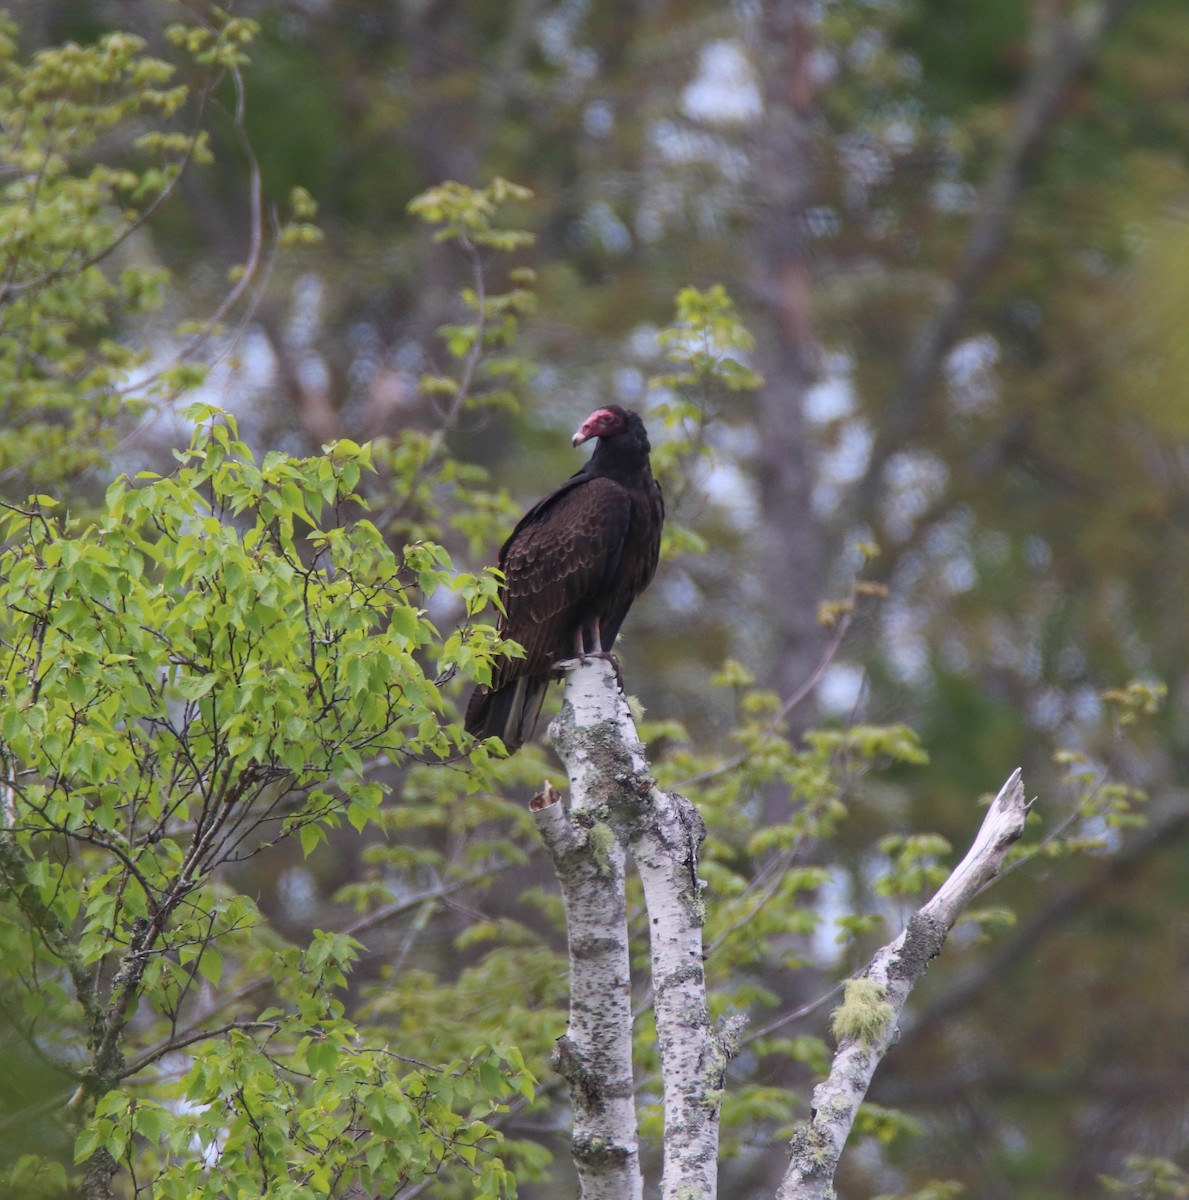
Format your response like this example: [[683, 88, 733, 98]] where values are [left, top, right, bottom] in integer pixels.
[[776, 768, 1030, 1200], [533, 758, 642, 1200], [632, 784, 748, 1200], [542, 657, 738, 1200]]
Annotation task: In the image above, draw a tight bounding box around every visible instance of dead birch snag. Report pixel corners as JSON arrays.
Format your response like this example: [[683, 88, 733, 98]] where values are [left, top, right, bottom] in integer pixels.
[[777, 769, 1029, 1200], [543, 657, 738, 1200], [630, 779, 743, 1200], [534, 684, 642, 1200]]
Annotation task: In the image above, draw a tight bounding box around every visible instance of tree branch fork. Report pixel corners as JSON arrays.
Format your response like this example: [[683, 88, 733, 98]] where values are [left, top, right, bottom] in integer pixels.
[[532, 657, 1028, 1200]]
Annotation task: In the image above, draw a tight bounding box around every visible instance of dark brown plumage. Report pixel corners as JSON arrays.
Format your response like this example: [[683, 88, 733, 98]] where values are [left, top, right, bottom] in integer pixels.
[[465, 405, 664, 752]]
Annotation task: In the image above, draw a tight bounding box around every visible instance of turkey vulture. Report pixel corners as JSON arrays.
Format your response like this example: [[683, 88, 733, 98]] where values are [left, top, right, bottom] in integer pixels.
[[465, 405, 664, 752]]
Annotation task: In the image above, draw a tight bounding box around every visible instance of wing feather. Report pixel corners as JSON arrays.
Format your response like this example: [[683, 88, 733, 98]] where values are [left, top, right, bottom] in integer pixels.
[[490, 477, 631, 684]]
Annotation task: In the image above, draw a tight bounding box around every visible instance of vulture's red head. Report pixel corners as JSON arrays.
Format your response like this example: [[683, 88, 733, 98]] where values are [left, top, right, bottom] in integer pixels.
[[571, 405, 632, 447]]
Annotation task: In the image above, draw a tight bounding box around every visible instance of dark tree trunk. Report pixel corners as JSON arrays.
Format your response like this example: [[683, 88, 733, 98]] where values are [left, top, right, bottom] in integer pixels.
[[748, 0, 826, 714]]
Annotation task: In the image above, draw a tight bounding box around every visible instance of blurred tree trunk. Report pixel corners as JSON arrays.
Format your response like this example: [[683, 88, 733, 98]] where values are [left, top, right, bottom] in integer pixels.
[[747, 0, 826, 715], [853, 0, 1141, 544]]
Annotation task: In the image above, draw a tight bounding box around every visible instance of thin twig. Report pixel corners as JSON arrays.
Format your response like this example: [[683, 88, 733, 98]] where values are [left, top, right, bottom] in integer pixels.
[[0, 74, 216, 302], [675, 605, 853, 789]]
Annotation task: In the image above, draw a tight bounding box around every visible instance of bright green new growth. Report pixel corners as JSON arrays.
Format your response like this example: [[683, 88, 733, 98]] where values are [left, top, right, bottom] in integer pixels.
[[2, 410, 495, 811], [0, 410, 530, 1197], [0, 26, 554, 1185], [0, 18, 203, 489]]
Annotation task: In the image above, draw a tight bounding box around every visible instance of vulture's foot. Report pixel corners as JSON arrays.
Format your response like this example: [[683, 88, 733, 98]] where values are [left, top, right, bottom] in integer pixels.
[[592, 650, 625, 690], [552, 651, 625, 690]]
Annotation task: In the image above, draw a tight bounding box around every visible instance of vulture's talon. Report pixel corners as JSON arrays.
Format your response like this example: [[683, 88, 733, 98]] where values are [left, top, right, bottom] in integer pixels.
[[588, 650, 624, 689]]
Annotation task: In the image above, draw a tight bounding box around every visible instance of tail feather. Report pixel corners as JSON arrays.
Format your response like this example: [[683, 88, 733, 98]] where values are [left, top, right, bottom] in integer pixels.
[[465, 674, 551, 753]]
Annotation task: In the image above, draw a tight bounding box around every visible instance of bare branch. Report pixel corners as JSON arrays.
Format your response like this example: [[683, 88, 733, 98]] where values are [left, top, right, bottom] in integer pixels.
[[900, 799, 1189, 1052], [675, 602, 853, 789], [0, 75, 215, 303], [121, 1019, 279, 1080], [776, 769, 1029, 1200], [113, 65, 267, 405]]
